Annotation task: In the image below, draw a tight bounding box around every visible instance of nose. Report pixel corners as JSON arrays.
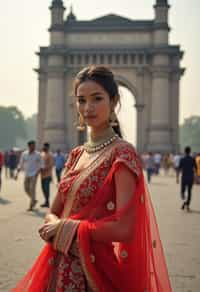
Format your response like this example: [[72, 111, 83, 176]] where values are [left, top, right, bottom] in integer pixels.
[[85, 101, 94, 112]]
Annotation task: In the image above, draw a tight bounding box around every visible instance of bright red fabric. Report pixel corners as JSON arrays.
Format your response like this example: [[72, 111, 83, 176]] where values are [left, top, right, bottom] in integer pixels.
[[75, 163, 172, 292], [13, 144, 172, 292]]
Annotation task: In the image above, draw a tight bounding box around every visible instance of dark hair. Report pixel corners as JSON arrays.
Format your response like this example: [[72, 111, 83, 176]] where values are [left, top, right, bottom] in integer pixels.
[[74, 65, 122, 137], [43, 142, 50, 149], [27, 140, 35, 146], [185, 146, 191, 155]]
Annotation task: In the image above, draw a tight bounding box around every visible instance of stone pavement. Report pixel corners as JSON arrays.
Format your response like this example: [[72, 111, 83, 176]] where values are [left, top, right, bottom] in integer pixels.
[[0, 171, 200, 292]]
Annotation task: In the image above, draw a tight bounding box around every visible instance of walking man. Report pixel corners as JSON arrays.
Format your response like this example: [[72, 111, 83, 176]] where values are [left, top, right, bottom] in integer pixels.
[[15, 140, 43, 211], [178, 146, 197, 211], [54, 149, 65, 183], [146, 152, 155, 183], [40, 143, 54, 208]]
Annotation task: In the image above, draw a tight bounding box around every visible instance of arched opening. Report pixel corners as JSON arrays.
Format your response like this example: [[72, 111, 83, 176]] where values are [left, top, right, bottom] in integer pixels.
[[117, 86, 137, 147]]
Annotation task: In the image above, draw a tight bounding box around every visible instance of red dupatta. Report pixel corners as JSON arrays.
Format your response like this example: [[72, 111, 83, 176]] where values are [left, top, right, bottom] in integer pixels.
[[74, 162, 172, 292], [13, 143, 172, 292]]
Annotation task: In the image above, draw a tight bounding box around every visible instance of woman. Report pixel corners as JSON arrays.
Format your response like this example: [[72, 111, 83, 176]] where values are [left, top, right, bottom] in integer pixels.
[[13, 66, 172, 291]]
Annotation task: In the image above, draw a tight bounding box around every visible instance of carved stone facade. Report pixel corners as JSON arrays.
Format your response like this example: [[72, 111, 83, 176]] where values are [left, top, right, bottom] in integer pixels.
[[36, 0, 184, 153]]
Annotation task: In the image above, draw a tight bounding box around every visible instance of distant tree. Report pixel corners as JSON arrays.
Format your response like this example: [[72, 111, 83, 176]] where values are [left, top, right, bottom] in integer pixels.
[[180, 116, 200, 153], [16, 113, 37, 149], [26, 113, 37, 140], [0, 106, 27, 150]]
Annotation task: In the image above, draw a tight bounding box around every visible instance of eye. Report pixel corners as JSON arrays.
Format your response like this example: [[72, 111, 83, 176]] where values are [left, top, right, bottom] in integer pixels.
[[95, 96, 103, 101], [78, 97, 86, 104]]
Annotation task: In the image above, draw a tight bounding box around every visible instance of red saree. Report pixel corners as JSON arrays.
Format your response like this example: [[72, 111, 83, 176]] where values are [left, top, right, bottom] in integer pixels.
[[13, 139, 172, 292]]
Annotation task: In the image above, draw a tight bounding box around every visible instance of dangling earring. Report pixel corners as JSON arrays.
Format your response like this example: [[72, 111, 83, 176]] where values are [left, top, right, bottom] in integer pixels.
[[109, 111, 118, 127], [76, 114, 86, 131]]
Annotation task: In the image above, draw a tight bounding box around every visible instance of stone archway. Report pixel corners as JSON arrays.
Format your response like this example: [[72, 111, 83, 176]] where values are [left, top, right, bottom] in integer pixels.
[[36, 0, 184, 153]]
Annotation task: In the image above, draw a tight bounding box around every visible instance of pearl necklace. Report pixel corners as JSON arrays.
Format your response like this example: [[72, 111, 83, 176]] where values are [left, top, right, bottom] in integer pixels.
[[83, 128, 119, 153]]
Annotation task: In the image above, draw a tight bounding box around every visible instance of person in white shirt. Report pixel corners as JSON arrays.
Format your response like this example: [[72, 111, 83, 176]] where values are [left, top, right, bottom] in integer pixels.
[[15, 140, 43, 211], [173, 153, 182, 183], [154, 152, 162, 175]]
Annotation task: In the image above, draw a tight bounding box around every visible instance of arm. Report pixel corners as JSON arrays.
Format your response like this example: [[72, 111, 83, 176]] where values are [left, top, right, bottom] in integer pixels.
[[90, 164, 137, 243], [15, 153, 24, 179], [39, 192, 80, 253], [38, 192, 63, 241]]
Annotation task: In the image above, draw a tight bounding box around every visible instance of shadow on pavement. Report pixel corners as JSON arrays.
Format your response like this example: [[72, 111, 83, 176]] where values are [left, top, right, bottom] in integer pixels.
[[26, 209, 47, 219], [0, 197, 12, 205], [151, 182, 169, 186], [190, 209, 200, 215]]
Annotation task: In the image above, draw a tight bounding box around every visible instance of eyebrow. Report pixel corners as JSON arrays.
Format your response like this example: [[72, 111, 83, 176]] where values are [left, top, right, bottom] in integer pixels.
[[77, 91, 103, 98]]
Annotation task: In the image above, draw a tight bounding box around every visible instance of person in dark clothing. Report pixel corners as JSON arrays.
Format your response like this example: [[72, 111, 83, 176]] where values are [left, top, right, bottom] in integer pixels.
[[8, 150, 18, 178], [178, 146, 197, 211], [40, 143, 54, 208], [54, 149, 65, 183]]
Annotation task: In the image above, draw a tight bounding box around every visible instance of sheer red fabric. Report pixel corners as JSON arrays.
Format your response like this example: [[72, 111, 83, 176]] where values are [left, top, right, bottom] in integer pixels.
[[13, 148, 172, 291], [74, 162, 172, 291]]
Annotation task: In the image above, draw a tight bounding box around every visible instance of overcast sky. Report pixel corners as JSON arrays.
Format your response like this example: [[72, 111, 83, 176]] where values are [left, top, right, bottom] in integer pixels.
[[0, 0, 199, 129]]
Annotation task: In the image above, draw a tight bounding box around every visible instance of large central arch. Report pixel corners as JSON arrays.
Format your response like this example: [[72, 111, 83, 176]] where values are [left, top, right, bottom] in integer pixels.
[[36, 0, 184, 153]]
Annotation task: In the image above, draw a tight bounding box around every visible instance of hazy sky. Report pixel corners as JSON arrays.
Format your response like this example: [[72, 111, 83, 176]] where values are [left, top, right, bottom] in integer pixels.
[[0, 0, 199, 127]]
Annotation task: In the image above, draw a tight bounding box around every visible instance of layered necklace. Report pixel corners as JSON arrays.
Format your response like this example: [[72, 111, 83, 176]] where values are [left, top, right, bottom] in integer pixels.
[[83, 127, 119, 153]]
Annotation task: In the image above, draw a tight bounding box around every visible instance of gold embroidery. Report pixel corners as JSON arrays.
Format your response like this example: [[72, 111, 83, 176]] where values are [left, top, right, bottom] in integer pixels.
[[120, 250, 128, 259], [140, 194, 144, 204], [62, 139, 120, 218], [53, 219, 65, 249], [90, 254, 95, 263], [78, 239, 99, 292], [106, 201, 115, 211]]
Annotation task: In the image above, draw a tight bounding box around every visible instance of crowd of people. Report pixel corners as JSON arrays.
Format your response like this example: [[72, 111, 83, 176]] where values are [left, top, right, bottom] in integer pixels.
[[0, 144, 199, 212], [0, 141, 67, 210], [141, 149, 200, 211]]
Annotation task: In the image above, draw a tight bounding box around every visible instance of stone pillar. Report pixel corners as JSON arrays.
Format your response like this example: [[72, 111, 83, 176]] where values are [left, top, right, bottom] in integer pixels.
[[148, 68, 171, 152], [170, 71, 181, 153], [64, 74, 80, 150], [136, 105, 145, 153], [136, 68, 145, 152], [37, 72, 47, 149], [44, 58, 66, 150]]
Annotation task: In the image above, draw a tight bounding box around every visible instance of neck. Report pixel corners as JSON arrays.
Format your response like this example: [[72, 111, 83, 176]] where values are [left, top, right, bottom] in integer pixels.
[[89, 125, 114, 143]]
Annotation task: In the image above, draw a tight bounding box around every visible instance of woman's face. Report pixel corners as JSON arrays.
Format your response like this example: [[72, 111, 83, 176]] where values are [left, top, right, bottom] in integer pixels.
[[76, 80, 112, 130]]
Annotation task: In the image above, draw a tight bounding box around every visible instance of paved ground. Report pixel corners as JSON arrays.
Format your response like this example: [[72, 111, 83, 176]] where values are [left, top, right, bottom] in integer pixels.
[[0, 170, 200, 292]]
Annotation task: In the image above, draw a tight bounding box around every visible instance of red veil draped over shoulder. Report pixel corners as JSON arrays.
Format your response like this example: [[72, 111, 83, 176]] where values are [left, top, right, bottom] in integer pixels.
[[13, 141, 172, 292]]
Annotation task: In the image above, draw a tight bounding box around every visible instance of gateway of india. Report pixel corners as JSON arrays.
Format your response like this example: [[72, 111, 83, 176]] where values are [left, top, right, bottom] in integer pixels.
[[36, 0, 184, 153]]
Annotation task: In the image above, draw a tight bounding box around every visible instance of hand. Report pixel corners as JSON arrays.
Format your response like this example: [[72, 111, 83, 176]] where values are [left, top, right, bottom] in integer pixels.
[[44, 213, 59, 224], [38, 219, 61, 242]]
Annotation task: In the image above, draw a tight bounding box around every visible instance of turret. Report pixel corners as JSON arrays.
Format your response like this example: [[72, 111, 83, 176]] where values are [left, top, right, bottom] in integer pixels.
[[153, 0, 170, 45], [49, 0, 65, 46], [49, 0, 65, 25]]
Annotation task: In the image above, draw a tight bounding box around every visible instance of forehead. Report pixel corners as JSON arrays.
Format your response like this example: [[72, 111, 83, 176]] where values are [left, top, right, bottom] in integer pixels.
[[76, 80, 107, 96]]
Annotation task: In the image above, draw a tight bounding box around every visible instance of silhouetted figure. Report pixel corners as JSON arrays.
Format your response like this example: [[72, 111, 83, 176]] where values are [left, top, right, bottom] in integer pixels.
[[146, 152, 155, 183], [8, 149, 17, 178], [40, 143, 54, 208], [178, 146, 197, 211]]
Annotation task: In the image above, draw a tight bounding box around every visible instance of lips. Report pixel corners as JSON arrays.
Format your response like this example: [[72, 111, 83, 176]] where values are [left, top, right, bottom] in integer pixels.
[[85, 116, 97, 119]]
